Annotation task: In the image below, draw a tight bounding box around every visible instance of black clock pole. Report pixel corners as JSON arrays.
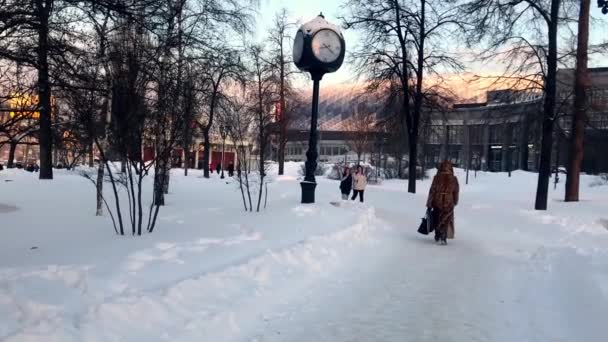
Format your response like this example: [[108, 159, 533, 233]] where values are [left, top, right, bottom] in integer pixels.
[[301, 72, 323, 203]]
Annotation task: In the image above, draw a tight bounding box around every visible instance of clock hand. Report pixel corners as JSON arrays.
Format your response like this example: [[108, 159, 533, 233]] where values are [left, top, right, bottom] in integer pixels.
[[322, 43, 335, 54]]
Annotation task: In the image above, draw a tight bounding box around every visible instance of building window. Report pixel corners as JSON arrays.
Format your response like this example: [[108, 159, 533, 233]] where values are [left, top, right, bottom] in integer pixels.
[[469, 125, 484, 145], [489, 125, 502, 144], [448, 125, 463, 144], [429, 125, 444, 144]]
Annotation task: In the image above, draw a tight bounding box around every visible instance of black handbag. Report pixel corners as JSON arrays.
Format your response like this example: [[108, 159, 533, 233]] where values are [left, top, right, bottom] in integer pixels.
[[417, 208, 434, 235]]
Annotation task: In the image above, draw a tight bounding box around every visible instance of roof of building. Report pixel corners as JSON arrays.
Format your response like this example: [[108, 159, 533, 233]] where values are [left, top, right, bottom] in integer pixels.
[[453, 102, 487, 109], [287, 129, 386, 142]]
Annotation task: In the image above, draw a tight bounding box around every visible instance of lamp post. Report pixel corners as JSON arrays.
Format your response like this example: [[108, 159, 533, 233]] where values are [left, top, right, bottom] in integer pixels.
[[293, 13, 345, 203], [220, 125, 229, 179]]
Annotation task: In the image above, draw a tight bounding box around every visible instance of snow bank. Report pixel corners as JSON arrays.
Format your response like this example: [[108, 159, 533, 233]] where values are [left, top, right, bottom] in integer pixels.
[[0, 167, 381, 341], [1, 166, 607, 341]]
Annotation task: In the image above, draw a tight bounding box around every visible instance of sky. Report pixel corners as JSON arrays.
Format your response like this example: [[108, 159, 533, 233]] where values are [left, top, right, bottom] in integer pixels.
[[255, 0, 608, 98]]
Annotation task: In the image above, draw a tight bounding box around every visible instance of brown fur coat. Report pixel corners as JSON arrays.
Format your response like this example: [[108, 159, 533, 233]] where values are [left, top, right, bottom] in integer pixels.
[[426, 161, 459, 239]]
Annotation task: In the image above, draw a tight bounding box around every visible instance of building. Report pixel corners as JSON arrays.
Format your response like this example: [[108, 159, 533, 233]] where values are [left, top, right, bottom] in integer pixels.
[[0, 96, 44, 166], [424, 68, 608, 174], [285, 130, 359, 163], [423, 97, 542, 172], [555, 68, 608, 173]]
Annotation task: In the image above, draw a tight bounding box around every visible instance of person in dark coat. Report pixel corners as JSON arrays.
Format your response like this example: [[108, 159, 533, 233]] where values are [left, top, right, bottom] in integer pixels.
[[216, 163, 221, 175], [426, 160, 460, 245], [227, 163, 234, 177], [339, 166, 352, 200]]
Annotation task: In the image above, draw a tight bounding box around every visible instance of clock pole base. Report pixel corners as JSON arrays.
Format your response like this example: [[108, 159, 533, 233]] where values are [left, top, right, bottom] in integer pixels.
[[300, 181, 317, 204]]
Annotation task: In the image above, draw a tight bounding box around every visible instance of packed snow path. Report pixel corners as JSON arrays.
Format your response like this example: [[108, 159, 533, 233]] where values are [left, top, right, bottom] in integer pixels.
[[251, 202, 608, 342], [1, 165, 607, 341]]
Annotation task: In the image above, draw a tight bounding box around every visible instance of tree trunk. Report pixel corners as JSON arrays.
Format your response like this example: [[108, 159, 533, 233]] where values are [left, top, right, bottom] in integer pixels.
[[278, 53, 287, 175], [534, 0, 561, 211], [88, 144, 94, 167], [163, 163, 170, 194], [397, 157, 403, 179], [441, 124, 450, 161], [565, 0, 590, 202], [7, 141, 17, 168], [202, 129, 210, 178], [154, 159, 166, 206], [37, 0, 53, 180], [502, 124, 513, 175], [554, 132, 561, 189], [519, 115, 531, 171], [407, 0, 426, 194], [184, 147, 190, 176], [96, 157, 104, 216], [408, 132, 418, 190]]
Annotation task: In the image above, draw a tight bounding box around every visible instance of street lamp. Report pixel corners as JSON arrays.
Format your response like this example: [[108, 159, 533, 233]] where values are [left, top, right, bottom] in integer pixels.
[[219, 125, 230, 179], [293, 13, 345, 203]]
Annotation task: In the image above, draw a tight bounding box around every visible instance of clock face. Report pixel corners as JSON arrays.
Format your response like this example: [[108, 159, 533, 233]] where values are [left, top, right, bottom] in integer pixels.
[[293, 31, 304, 63], [311, 29, 341, 63]]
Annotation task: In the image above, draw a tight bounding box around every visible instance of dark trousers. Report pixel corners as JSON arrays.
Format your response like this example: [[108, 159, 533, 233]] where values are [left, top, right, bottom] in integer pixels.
[[351, 190, 364, 202]]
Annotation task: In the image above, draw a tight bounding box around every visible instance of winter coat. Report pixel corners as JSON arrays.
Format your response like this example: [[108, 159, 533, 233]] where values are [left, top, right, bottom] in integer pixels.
[[352, 173, 367, 191], [426, 161, 459, 239], [340, 174, 353, 194]]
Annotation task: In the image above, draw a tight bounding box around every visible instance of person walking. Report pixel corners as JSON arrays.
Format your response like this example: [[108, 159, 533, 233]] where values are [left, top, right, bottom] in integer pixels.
[[227, 163, 234, 177], [351, 165, 367, 203], [216, 163, 221, 175], [426, 160, 460, 245], [339, 166, 353, 200]]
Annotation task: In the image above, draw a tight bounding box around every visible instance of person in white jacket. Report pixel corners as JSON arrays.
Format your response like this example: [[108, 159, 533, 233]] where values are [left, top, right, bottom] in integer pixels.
[[351, 165, 367, 202]]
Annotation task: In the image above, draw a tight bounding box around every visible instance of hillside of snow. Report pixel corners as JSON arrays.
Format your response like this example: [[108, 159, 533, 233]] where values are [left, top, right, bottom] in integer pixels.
[[0, 163, 607, 341]]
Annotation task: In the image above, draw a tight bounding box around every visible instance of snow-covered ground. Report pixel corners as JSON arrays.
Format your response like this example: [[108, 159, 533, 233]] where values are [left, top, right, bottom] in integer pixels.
[[1, 163, 607, 341]]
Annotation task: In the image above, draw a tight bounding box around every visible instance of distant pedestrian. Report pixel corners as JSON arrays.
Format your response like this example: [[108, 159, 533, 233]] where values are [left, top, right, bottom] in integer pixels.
[[339, 166, 352, 200], [426, 160, 460, 245], [216, 163, 221, 175], [227, 163, 234, 177], [351, 165, 367, 203]]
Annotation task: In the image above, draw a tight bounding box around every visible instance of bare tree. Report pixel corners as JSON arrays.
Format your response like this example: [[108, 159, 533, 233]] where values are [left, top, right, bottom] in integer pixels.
[[462, 0, 579, 210], [181, 65, 197, 176], [344, 106, 375, 165], [223, 93, 255, 211], [0, 0, 133, 179], [195, 50, 245, 178], [248, 44, 276, 212], [342, 0, 466, 194], [267, 8, 297, 176]]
